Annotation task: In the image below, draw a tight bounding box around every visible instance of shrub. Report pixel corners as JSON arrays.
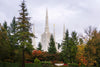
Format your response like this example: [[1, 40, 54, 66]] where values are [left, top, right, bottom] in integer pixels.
[[0, 62, 19, 67], [33, 58, 42, 67], [41, 61, 53, 67], [34, 58, 41, 64], [68, 63, 78, 67]]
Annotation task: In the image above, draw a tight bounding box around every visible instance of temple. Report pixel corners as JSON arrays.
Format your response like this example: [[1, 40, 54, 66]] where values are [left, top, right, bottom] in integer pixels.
[[32, 9, 65, 52], [41, 9, 51, 51]]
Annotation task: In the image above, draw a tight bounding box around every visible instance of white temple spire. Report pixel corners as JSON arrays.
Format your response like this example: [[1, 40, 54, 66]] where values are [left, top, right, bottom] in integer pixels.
[[32, 24, 36, 49], [41, 9, 51, 51], [53, 24, 55, 41], [45, 8, 49, 32]]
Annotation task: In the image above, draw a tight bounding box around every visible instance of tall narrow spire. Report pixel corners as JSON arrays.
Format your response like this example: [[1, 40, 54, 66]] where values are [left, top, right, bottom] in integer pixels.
[[63, 24, 65, 39], [33, 24, 36, 49], [45, 8, 49, 33], [53, 24, 55, 41]]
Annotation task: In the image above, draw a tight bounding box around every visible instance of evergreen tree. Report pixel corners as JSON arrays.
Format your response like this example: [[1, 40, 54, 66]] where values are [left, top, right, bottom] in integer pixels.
[[61, 30, 78, 63], [16, 0, 33, 67], [8, 17, 18, 62], [48, 34, 57, 54], [70, 31, 78, 63], [37, 42, 42, 50], [3, 21, 17, 62], [0, 24, 10, 62], [10, 17, 17, 46], [10, 17, 17, 34], [3, 21, 11, 37], [61, 29, 70, 63], [3, 21, 8, 30], [58, 43, 61, 49]]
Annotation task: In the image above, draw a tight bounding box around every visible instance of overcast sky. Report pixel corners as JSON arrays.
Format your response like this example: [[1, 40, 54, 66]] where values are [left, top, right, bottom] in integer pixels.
[[0, 0, 100, 44]]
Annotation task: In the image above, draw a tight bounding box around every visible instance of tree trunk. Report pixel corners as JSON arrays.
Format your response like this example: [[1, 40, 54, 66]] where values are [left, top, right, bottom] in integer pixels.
[[22, 48, 25, 67]]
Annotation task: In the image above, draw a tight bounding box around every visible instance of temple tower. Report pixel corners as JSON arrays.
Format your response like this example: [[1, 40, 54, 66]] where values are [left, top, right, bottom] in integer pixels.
[[32, 24, 36, 49], [41, 9, 51, 51], [45, 9, 49, 33]]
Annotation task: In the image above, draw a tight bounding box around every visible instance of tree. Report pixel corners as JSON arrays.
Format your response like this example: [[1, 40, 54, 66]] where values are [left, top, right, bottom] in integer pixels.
[[10, 17, 17, 34], [3, 21, 10, 36], [9, 17, 18, 47], [76, 44, 87, 66], [61, 29, 70, 63], [3, 21, 8, 30], [58, 43, 61, 49], [0, 24, 10, 62], [16, 0, 34, 67], [85, 28, 100, 66], [79, 38, 83, 45], [61, 30, 78, 63], [70, 31, 78, 63], [48, 34, 57, 54], [9, 17, 18, 62], [37, 42, 42, 50]]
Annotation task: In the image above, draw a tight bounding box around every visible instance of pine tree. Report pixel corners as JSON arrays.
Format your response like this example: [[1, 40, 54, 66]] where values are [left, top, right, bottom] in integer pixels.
[[3, 21, 8, 30], [58, 43, 61, 49], [48, 34, 57, 54], [16, 0, 33, 67], [70, 31, 78, 63], [8, 17, 18, 62], [61, 30, 78, 63], [61, 29, 70, 63], [0, 24, 10, 62], [37, 42, 42, 50], [10, 17, 17, 46], [3, 21, 11, 37], [10, 17, 17, 34], [62, 29, 69, 46]]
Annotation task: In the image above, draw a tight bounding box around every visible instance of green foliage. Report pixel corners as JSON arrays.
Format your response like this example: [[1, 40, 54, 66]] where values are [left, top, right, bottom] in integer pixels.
[[37, 42, 42, 50], [33, 58, 42, 67], [79, 38, 83, 45], [9, 17, 19, 62], [34, 58, 41, 64], [0, 62, 19, 67], [0, 25, 10, 62], [3, 21, 11, 36], [10, 17, 17, 34], [41, 61, 51, 64], [0, 63, 43, 67], [70, 31, 78, 63], [14, 1, 34, 67], [61, 30, 70, 63], [15, 1, 34, 54], [48, 34, 57, 54], [61, 30, 78, 63], [41, 61, 52, 67], [68, 63, 78, 67], [85, 28, 100, 66], [58, 43, 61, 49], [3, 21, 8, 31], [25, 63, 38, 67]]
